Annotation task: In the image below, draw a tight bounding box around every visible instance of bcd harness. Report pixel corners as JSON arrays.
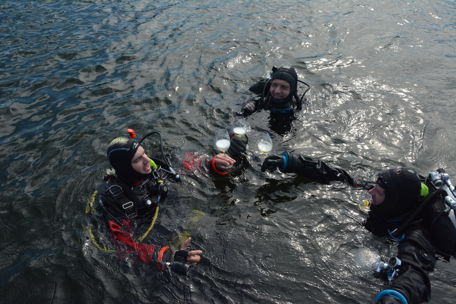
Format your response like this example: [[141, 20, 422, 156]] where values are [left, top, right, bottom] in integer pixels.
[[85, 188, 160, 253], [102, 172, 168, 220], [384, 169, 456, 265], [85, 160, 177, 252]]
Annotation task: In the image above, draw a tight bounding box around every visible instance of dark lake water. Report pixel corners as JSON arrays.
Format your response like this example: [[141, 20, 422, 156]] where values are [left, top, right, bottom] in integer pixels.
[[1, 0, 456, 303]]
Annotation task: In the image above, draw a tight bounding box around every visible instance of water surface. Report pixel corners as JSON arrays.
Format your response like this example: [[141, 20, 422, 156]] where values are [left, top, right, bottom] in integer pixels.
[[1, 0, 456, 303]]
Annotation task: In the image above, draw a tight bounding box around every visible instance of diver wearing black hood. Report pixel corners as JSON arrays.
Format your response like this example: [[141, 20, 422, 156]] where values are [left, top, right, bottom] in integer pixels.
[[95, 135, 204, 274], [238, 66, 309, 135], [106, 137, 149, 186], [260, 153, 456, 304], [94, 129, 248, 274], [101, 136, 171, 219], [100, 130, 248, 221], [363, 168, 422, 237]]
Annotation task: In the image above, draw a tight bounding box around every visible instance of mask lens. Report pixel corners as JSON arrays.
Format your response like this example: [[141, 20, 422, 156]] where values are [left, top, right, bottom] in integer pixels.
[[363, 183, 375, 190], [376, 174, 389, 189]]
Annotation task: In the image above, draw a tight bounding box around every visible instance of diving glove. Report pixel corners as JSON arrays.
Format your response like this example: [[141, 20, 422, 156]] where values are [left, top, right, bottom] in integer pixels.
[[237, 101, 256, 117], [261, 155, 283, 172], [169, 250, 190, 275], [227, 133, 248, 158]]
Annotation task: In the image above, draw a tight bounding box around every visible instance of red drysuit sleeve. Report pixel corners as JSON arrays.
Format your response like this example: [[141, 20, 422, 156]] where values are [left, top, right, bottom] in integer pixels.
[[108, 219, 171, 270]]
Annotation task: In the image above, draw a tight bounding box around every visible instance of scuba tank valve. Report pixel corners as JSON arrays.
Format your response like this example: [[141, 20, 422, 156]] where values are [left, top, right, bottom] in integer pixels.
[[429, 169, 456, 228]]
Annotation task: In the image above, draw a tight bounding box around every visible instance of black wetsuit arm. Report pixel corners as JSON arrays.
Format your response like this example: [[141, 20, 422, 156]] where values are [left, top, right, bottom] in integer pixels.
[[375, 227, 436, 304], [375, 296, 403, 304], [281, 152, 354, 185]]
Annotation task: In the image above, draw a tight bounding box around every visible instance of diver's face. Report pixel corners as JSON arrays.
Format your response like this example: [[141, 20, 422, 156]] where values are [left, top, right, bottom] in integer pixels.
[[131, 146, 152, 175], [368, 184, 386, 205], [270, 79, 291, 99]]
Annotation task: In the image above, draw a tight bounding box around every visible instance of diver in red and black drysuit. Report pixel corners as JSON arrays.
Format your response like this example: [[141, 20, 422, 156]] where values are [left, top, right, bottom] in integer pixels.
[[238, 66, 309, 135], [94, 130, 248, 274], [261, 152, 456, 304]]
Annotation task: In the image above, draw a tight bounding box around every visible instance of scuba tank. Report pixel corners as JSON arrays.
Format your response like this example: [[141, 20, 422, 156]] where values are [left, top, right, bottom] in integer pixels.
[[378, 168, 456, 257], [427, 169, 456, 229], [424, 169, 456, 257]]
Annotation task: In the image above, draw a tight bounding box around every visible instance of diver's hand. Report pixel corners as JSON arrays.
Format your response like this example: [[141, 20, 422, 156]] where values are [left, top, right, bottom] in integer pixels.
[[261, 155, 283, 172], [178, 237, 202, 264], [243, 102, 255, 113], [213, 153, 236, 173], [237, 101, 255, 116], [170, 237, 203, 275]]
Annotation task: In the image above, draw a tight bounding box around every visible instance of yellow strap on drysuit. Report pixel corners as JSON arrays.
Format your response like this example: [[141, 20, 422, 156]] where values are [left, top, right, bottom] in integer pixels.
[[85, 190, 116, 252], [84, 190, 159, 252], [86, 226, 116, 253], [85, 190, 98, 215], [136, 205, 160, 242]]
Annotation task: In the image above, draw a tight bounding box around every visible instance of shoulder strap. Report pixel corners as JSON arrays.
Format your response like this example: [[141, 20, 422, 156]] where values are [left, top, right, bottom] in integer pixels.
[[101, 177, 138, 220], [390, 189, 446, 239]]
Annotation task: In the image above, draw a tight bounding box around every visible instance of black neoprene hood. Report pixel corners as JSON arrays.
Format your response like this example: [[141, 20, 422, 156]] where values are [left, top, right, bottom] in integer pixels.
[[106, 137, 145, 185], [271, 67, 298, 94], [376, 168, 421, 217]]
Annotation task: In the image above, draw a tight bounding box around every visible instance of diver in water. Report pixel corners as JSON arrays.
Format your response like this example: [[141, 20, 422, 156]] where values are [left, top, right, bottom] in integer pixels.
[[238, 66, 309, 135], [93, 129, 248, 275], [261, 152, 456, 304]]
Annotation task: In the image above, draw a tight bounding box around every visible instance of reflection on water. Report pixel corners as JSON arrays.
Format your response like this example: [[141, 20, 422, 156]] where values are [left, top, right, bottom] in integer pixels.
[[1, 0, 456, 303]]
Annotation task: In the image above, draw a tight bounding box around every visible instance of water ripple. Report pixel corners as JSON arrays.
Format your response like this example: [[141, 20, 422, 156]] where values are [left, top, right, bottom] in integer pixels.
[[1, 0, 456, 303]]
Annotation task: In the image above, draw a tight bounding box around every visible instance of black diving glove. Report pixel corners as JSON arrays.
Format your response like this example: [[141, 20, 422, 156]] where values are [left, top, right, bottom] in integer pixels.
[[170, 250, 190, 275], [237, 101, 256, 117], [170, 262, 190, 275], [227, 134, 248, 158], [261, 155, 284, 172]]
